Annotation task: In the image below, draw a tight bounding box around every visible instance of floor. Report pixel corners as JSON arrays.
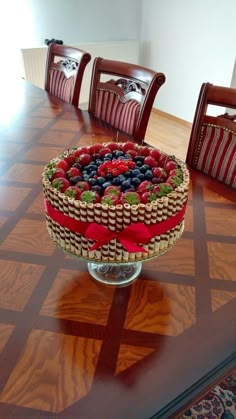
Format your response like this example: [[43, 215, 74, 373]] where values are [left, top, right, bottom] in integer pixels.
[[145, 109, 192, 162]]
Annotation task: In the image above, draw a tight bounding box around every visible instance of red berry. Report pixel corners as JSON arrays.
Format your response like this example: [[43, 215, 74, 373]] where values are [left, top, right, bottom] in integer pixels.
[[77, 153, 92, 166], [140, 191, 157, 203], [101, 195, 120, 206], [56, 159, 69, 172], [121, 141, 135, 152], [144, 156, 158, 168], [64, 186, 82, 200], [165, 160, 177, 172], [103, 185, 121, 197], [80, 191, 101, 203], [76, 181, 90, 192], [67, 167, 81, 178], [137, 181, 153, 193], [121, 192, 140, 205], [51, 177, 70, 193], [149, 148, 161, 161]]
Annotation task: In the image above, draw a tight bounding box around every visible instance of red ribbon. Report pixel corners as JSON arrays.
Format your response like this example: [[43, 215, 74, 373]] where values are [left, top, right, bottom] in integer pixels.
[[44, 200, 187, 253]]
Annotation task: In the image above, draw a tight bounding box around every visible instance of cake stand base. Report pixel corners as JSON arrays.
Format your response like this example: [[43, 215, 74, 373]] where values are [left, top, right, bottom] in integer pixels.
[[87, 261, 142, 286]]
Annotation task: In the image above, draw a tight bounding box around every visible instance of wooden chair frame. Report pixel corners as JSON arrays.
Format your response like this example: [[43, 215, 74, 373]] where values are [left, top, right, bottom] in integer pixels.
[[44, 43, 91, 106], [88, 57, 166, 140]]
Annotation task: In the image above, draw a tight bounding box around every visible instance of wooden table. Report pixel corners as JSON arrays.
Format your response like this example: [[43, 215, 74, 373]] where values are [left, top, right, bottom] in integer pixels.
[[0, 80, 235, 419]]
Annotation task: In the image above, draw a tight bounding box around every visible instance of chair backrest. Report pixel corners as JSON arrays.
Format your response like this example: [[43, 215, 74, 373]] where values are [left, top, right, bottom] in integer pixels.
[[186, 82, 236, 188], [88, 57, 166, 140], [44, 43, 91, 106]]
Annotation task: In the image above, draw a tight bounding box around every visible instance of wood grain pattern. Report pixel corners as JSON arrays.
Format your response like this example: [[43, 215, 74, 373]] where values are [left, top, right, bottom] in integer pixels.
[[0, 79, 235, 419]]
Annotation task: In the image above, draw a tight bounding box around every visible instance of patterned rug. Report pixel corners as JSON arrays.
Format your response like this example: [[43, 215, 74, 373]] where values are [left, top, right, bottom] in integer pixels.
[[176, 368, 236, 419]]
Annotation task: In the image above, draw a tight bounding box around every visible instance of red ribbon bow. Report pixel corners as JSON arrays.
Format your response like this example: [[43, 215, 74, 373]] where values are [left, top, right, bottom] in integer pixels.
[[44, 200, 187, 253], [85, 223, 151, 252]]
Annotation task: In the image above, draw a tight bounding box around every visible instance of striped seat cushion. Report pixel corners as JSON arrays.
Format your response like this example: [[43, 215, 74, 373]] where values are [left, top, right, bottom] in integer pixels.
[[193, 123, 236, 187], [49, 69, 75, 103], [94, 88, 140, 136]]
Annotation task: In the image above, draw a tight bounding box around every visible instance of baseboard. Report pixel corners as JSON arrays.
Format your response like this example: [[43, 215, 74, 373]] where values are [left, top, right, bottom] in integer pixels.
[[152, 108, 192, 128]]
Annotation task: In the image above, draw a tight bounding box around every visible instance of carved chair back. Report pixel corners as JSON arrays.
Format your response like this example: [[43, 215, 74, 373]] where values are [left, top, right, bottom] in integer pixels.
[[44, 43, 91, 106], [88, 57, 166, 140], [187, 82, 236, 188]]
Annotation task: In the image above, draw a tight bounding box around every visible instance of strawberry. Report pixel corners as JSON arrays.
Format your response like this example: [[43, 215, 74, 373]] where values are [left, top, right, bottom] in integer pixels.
[[121, 141, 135, 152], [99, 147, 112, 157], [87, 143, 103, 154], [152, 167, 167, 181], [140, 191, 158, 203], [156, 182, 173, 197], [63, 154, 76, 166], [137, 181, 153, 193], [80, 191, 101, 203], [56, 159, 69, 172], [46, 167, 66, 180], [77, 153, 92, 166], [108, 143, 121, 152], [149, 148, 161, 161], [165, 160, 177, 173], [51, 177, 70, 192], [125, 149, 138, 158], [166, 175, 182, 188], [103, 185, 121, 197], [121, 192, 140, 205], [144, 156, 158, 168], [76, 181, 90, 192], [64, 186, 82, 200], [101, 195, 120, 206], [72, 147, 89, 158], [138, 146, 150, 156], [67, 167, 82, 178]]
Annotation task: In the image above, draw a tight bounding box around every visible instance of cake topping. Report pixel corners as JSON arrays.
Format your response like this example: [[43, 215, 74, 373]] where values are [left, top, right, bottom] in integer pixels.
[[45, 142, 185, 205]]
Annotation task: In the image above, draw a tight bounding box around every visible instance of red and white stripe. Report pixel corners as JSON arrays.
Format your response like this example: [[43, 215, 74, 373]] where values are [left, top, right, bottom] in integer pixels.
[[95, 89, 140, 136], [49, 69, 74, 103], [194, 123, 236, 188]]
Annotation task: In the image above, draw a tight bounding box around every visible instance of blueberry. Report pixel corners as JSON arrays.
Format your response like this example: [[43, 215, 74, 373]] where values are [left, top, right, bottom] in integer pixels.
[[104, 153, 113, 160], [102, 181, 112, 189], [113, 150, 124, 158], [106, 173, 113, 181], [145, 170, 153, 180], [95, 159, 103, 166], [88, 178, 97, 186], [140, 164, 151, 173], [97, 176, 106, 185], [131, 177, 141, 186], [91, 185, 102, 194], [135, 161, 143, 167], [124, 153, 132, 159], [121, 179, 131, 190], [131, 168, 141, 177], [70, 175, 83, 185], [134, 155, 145, 163], [72, 162, 83, 170], [89, 170, 97, 178], [137, 173, 145, 181]]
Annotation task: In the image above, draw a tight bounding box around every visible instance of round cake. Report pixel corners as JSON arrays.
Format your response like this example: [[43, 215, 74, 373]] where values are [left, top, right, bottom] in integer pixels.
[[42, 141, 189, 263]]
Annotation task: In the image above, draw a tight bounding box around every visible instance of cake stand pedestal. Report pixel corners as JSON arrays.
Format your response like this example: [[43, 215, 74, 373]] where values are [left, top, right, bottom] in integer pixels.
[[87, 261, 142, 286]]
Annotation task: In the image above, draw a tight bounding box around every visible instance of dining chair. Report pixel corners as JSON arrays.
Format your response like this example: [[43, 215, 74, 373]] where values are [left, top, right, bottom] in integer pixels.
[[186, 82, 236, 188], [44, 42, 91, 106], [88, 57, 166, 140]]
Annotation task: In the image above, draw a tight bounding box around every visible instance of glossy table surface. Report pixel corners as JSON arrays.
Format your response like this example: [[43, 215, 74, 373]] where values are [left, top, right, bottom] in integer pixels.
[[0, 80, 235, 419]]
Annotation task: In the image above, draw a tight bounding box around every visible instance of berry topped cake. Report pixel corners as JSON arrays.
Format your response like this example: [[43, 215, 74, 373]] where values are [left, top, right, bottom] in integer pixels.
[[42, 141, 189, 263]]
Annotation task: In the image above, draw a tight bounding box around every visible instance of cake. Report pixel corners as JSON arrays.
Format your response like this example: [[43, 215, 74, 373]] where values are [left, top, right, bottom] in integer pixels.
[[42, 141, 189, 263]]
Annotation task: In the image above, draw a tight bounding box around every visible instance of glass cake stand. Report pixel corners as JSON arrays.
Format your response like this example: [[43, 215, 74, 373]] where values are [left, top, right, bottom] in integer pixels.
[[74, 240, 179, 287], [87, 260, 142, 286]]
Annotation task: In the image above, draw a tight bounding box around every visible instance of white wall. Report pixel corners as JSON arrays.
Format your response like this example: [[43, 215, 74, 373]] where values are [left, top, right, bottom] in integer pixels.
[[140, 0, 236, 122], [16, 0, 141, 47]]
